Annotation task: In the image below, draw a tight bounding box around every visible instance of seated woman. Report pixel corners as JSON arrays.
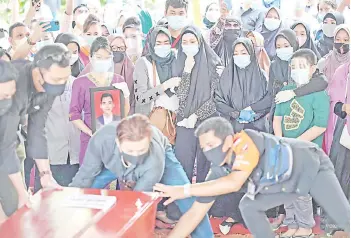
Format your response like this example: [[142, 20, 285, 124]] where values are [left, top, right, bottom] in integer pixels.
[[316, 12, 345, 57], [291, 21, 321, 60], [210, 16, 243, 67], [70, 37, 130, 165], [175, 25, 222, 183], [246, 30, 270, 76], [260, 7, 283, 59]]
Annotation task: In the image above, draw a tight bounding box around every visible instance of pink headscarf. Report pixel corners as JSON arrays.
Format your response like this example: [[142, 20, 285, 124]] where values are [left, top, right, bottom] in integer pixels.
[[325, 63, 350, 154], [322, 25, 350, 82]]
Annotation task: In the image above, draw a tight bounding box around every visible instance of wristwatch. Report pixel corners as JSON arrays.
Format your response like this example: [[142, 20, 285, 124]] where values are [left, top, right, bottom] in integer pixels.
[[39, 170, 52, 178], [27, 37, 36, 46]]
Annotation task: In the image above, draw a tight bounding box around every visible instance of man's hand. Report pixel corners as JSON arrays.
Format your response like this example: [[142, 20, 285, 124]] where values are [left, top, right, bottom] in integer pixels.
[[40, 174, 63, 191], [275, 90, 296, 104], [153, 184, 186, 206], [184, 56, 195, 73], [18, 191, 32, 209], [31, 22, 51, 43]]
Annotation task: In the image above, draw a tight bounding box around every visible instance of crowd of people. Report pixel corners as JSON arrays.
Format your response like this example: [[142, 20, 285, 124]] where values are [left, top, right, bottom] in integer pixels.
[[0, 0, 349, 237]]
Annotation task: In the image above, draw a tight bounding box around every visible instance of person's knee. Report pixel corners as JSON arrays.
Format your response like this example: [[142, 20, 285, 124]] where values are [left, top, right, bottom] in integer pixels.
[[239, 197, 256, 214]]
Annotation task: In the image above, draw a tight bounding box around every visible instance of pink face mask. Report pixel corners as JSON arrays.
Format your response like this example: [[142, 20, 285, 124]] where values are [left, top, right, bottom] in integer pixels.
[[297, 36, 307, 47]]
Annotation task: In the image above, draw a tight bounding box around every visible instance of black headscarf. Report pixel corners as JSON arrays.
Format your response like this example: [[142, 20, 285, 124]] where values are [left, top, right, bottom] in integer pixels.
[[55, 33, 84, 77], [216, 38, 267, 131], [146, 26, 176, 84], [213, 16, 242, 67], [270, 29, 299, 88], [316, 12, 345, 57], [176, 25, 222, 118], [291, 21, 321, 60], [261, 7, 283, 60]]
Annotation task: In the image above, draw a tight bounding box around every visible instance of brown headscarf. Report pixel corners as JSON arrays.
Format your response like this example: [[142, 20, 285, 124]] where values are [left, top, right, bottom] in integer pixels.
[[247, 31, 271, 77]]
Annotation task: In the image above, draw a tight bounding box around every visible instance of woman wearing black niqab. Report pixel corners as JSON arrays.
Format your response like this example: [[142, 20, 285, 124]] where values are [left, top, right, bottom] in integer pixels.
[[175, 25, 222, 183]]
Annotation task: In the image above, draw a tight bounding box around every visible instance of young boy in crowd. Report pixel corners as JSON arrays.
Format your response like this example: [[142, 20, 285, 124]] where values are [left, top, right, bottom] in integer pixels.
[[273, 49, 330, 237]]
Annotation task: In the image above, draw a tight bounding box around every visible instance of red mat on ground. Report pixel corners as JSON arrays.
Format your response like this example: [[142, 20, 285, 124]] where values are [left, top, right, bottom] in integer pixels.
[[209, 216, 324, 235]]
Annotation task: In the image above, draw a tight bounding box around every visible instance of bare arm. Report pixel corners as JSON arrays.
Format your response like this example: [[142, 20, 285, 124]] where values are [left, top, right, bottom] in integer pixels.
[[168, 201, 214, 238], [72, 120, 92, 136], [10, 0, 20, 25], [273, 116, 283, 137], [297, 126, 326, 142], [61, 0, 74, 33]]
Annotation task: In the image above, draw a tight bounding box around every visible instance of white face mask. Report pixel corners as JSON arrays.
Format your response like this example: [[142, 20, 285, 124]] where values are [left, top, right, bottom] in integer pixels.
[[76, 13, 89, 26], [83, 35, 97, 47], [297, 36, 307, 47], [154, 45, 171, 58], [167, 16, 188, 31], [92, 58, 112, 73], [291, 68, 310, 85], [182, 44, 199, 57], [264, 18, 281, 31], [276, 47, 294, 61], [322, 23, 337, 38], [35, 39, 54, 51], [206, 11, 220, 23], [70, 54, 79, 65], [14, 37, 27, 48], [233, 55, 251, 69]]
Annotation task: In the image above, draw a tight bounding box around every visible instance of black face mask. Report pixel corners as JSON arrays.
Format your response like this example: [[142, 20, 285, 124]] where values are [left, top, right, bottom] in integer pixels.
[[113, 51, 125, 63], [203, 144, 228, 166], [122, 151, 149, 166], [0, 98, 12, 116], [334, 43, 350, 54], [223, 29, 241, 43], [43, 82, 66, 96]]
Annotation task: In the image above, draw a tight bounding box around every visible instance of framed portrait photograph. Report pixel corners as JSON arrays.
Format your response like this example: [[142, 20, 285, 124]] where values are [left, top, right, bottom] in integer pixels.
[[90, 86, 125, 133]]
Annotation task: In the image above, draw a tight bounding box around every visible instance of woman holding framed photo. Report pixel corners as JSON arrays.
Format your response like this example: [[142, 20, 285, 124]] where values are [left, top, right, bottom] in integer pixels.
[[69, 36, 130, 165]]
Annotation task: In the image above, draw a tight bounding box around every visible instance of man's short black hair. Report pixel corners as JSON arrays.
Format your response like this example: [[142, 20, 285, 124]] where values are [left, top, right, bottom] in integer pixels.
[[195, 117, 234, 140], [101, 93, 114, 103], [122, 17, 142, 33], [9, 22, 26, 37], [0, 60, 18, 83], [165, 0, 189, 12], [34, 43, 71, 69], [291, 49, 318, 66]]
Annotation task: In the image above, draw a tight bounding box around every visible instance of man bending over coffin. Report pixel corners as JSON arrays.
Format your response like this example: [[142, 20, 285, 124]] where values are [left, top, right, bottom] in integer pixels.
[[154, 117, 350, 238], [69, 114, 213, 238]]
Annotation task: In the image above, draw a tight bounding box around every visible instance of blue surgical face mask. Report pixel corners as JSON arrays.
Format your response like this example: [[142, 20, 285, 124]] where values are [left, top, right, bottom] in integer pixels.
[[182, 44, 199, 57], [317, 12, 326, 23], [276, 47, 294, 61], [233, 55, 251, 69], [154, 45, 171, 58], [167, 15, 187, 31]]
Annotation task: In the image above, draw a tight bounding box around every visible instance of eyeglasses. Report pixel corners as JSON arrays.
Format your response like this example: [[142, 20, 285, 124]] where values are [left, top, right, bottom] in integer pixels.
[[111, 46, 126, 52]]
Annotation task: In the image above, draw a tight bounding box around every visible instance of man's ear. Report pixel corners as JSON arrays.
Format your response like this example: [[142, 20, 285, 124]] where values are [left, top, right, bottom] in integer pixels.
[[8, 37, 13, 45], [32, 67, 45, 92], [310, 65, 317, 77], [222, 135, 233, 152]]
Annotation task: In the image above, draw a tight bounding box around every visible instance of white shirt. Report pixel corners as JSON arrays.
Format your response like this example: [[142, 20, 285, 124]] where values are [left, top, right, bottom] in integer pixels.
[[103, 114, 113, 125]]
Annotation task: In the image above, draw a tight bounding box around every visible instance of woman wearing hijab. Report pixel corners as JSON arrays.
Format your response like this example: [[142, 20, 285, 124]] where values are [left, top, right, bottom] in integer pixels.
[[70, 37, 130, 164], [320, 25, 350, 154], [203, 2, 220, 30], [79, 14, 102, 66], [215, 37, 269, 133], [175, 26, 222, 183], [260, 7, 283, 59], [210, 16, 243, 67], [261, 0, 281, 9], [316, 12, 345, 57], [328, 63, 350, 200], [291, 21, 321, 60], [133, 27, 180, 117], [246, 30, 271, 76]]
